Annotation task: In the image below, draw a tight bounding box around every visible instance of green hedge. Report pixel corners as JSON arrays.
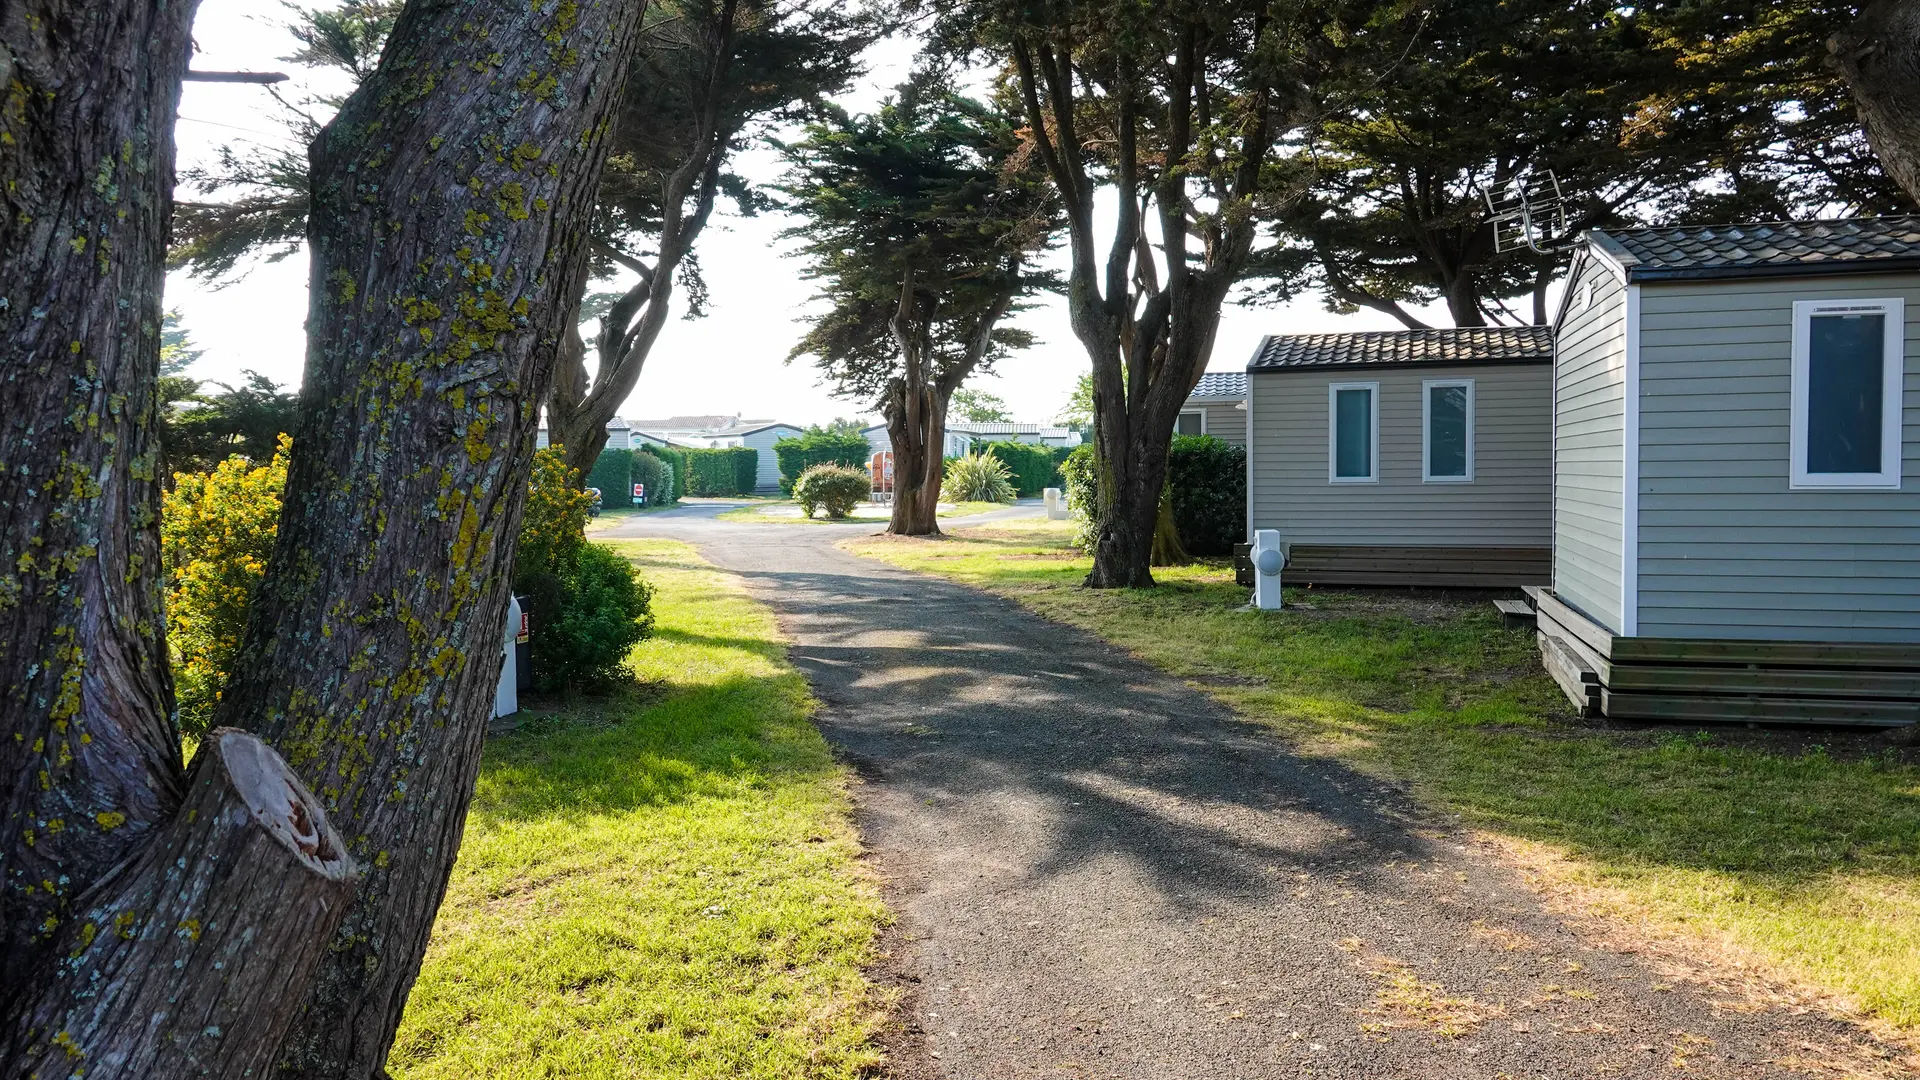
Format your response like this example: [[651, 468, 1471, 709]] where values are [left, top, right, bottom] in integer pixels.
[[630, 450, 672, 505], [1167, 435, 1246, 555], [683, 446, 759, 496], [637, 443, 684, 506], [980, 440, 1057, 497], [584, 449, 633, 507], [773, 431, 870, 494], [1061, 437, 1244, 555]]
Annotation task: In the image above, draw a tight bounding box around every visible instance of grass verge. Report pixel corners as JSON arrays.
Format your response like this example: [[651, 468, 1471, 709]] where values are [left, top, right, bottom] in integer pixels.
[[716, 499, 1007, 525], [390, 538, 888, 1080], [846, 519, 1920, 1036]]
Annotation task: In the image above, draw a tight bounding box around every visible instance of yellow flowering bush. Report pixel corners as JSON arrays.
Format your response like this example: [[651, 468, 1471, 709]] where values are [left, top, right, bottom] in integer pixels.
[[161, 434, 291, 739]]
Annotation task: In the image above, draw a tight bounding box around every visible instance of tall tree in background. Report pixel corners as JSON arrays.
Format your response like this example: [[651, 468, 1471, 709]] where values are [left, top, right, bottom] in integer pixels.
[[3, 0, 648, 1074], [782, 81, 1057, 535], [946, 0, 1336, 585], [952, 387, 1014, 421], [173, 0, 875, 484], [1252, 0, 1911, 329], [1831, 0, 1920, 204], [547, 0, 877, 477]]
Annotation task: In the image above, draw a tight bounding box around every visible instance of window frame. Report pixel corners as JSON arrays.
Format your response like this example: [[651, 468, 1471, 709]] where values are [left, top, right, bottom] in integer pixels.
[[1790, 297, 1905, 490], [1175, 408, 1207, 437], [1327, 380, 1380, 484], [1421, 378, 1476, 484]]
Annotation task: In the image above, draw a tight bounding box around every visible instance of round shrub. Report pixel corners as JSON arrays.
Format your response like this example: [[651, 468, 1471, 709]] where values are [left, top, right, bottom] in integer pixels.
[[514, 447, 654, 693], [522, 542, 655, 692], [793, 463, 870, 519]]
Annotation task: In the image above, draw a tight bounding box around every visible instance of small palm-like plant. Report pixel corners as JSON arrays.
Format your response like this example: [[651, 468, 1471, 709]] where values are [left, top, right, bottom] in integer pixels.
[[941, 452, 1016, 503]]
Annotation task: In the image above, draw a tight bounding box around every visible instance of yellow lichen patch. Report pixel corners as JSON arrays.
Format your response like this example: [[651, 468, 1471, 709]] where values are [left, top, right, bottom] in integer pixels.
[[463, 210, 491, 236], [494, 181, 529, 221], [95, 810, 126, 830], [177, 918, 202, 941], [331, 268, 358, 304]]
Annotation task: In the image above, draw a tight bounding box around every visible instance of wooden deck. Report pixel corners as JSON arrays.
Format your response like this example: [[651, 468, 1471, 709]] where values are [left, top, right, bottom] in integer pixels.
[[1286, 545, 1551, 588], [1523, 586, 1920, 727]]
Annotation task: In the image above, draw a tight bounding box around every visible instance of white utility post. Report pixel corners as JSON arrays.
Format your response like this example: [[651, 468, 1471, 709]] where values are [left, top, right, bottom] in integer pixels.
[[1251, 528, 1285, 610], [1043, 487, 1069, 520], [494, 594, 522, 718]]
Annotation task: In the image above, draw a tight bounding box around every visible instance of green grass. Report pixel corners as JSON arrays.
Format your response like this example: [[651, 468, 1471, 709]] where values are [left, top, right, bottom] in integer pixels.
[[716, 499, 1007, 525], [848, 519, 1920, 1034], [390, 539, 888, 1079]]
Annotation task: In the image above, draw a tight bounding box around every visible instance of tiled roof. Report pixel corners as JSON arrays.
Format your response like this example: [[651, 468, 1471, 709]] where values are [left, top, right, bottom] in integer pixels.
[[1247, 326, 1554, 371], [1590, 217, 1920, 282], [947, 421, 1075, 438], [1188, 372, 1247, 399]]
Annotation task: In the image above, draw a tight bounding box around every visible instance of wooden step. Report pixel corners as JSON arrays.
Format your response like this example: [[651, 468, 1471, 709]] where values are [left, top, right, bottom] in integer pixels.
[[1493, 599, 1536, 629]]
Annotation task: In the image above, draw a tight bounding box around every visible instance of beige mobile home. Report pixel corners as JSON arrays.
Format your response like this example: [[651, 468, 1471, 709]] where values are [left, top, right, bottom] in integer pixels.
[[1246, 327, 1554, 587], [1535, 218, 1920, 725]]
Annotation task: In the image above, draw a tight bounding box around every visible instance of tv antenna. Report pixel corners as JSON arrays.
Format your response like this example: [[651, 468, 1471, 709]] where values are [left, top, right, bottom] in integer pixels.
[[1483, 170, 1569, 255]]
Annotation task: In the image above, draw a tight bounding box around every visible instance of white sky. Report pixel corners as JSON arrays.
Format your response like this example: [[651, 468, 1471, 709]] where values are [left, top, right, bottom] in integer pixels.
[[171, 0, 1467, 429]]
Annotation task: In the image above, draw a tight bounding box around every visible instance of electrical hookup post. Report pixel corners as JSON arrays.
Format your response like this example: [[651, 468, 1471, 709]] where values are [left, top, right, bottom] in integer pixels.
[[1250, 529, 1285, 610]]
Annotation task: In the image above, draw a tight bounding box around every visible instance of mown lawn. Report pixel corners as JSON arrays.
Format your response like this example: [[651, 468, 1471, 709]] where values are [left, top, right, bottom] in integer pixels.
[[715, 499, 1007, 525], [847, 519, 1920, 1035], [389, 539, 888, 1080]]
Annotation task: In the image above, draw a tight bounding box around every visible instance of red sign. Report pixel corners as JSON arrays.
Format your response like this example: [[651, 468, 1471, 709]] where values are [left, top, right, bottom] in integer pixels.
[[515, 610, 529, 643], [632, 482, 646, 503]]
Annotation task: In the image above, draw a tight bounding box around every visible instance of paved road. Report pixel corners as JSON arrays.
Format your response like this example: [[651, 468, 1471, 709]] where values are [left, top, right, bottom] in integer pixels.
[[606, 505, 1907, 1080]]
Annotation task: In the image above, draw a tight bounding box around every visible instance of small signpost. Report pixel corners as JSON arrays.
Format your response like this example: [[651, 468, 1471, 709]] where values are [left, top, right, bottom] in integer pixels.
[[632, 482, 646, 505]]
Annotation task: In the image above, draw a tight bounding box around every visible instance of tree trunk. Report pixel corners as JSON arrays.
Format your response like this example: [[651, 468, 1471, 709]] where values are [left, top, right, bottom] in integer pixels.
[[209, 3, 650, 1076], [5, 730, 359, 1079], [884, 381, 940, 537], [0, 0, 200, 985], [1150, 486, 1189, 567], [1831, 0, 1920, 205]]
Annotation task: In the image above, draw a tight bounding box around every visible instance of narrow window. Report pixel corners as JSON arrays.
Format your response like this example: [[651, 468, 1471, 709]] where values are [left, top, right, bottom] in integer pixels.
[[1423, 379, 1474, 482], [1328, 382, 1378, 483], [1176, 410, 1205, 436], [1791, 299, 1905, 489]]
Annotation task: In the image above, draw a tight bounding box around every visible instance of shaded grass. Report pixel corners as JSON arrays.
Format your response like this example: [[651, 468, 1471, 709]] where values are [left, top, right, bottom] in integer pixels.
[[847, 519, 1920, 1032], [390, 539, 887, 1080]]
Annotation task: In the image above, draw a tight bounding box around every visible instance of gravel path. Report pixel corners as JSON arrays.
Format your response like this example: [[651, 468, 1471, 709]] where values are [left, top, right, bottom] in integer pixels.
[[606, 505, 1908, 1080]]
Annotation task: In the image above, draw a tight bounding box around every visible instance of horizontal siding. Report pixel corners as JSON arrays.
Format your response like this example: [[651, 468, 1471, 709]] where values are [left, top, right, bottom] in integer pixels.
[[743, 427, 802, 492], [1635, 274, 1920, 643], [1202, 402, 1246, 445], [1553, 254, 1627, 631], [1247, 362, 1551, 548]]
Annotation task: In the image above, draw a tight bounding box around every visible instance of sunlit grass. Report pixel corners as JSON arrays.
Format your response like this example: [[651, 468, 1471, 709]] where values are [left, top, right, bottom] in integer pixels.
[[715, 499, 1007, 524], [391, 539, 888, 1080], [847, 520, 1920, 1033]]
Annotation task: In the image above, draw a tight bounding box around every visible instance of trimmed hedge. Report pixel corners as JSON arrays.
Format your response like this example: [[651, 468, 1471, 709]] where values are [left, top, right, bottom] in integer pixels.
[[1166, 434, 1245, 555], [1061, 437, 1244, 555], [584, 449, 633, 507], [637, 443, 684, 506], [980, 440, 1057, 497], [684, 446, 759, 496], [630, 450, 672, 505], [774, 431, 870, 494]]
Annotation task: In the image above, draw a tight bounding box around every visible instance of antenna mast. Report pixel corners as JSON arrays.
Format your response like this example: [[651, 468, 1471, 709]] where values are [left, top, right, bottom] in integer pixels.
[[1484, 171, 1569, 254]]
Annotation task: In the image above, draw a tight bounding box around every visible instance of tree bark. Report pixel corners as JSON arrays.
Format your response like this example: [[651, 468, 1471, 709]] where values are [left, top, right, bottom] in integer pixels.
[[1831, 0, 1920, 205], [5, 730, 358, 1079], [0, 0, 200, 984], [209, 2, 650, 1076]]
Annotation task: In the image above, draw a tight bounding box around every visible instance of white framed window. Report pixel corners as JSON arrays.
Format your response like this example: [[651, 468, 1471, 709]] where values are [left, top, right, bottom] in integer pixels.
[[1327, 381, 1379, 483], [1791, 298, 1905, 490], [1422, 378, 1475, 483], [1176, 409, 1206, 436]]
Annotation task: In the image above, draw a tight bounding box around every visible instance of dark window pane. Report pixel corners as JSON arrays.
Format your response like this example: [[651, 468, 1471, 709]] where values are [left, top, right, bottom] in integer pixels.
[[1428, 385, 1468, 477], [1806, 313, 1885, 474], [1334, 388, 1372, 477], [1176, 412, 1204, 436]]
